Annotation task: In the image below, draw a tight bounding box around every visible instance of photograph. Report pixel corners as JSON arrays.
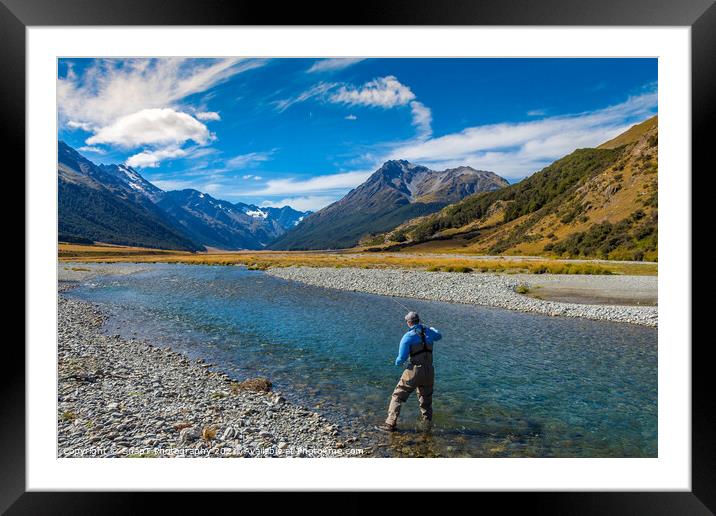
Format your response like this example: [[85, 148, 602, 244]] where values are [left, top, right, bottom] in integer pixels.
[[56, 56, 660, 460]]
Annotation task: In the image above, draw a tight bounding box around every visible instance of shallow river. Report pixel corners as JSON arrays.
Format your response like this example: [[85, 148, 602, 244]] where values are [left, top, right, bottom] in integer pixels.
[[67, 264, 657, 457]]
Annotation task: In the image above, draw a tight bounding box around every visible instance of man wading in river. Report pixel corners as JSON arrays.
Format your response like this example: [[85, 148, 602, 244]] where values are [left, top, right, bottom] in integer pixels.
[[377, 311, 442, 433]]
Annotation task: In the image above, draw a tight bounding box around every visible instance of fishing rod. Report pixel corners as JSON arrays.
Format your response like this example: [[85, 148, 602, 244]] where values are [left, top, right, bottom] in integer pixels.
[[387, 295, 413, 313], [387, 295, 439, 336], [387, 295, 442, 343]]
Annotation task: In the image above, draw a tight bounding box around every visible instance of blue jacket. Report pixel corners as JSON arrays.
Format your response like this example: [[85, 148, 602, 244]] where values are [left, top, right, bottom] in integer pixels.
[[395, 323, 442, 366]]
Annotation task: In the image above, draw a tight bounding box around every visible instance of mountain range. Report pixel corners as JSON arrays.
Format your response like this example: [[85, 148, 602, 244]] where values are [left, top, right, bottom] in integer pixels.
[[58, 142, 308, 251], [156, 190, 306, 250], [269, 160, 508, 250], [59, 115, 657, 261]]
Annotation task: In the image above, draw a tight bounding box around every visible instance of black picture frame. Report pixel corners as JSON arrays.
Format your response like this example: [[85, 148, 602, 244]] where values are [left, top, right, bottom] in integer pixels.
[[6, 0, 713, 512]]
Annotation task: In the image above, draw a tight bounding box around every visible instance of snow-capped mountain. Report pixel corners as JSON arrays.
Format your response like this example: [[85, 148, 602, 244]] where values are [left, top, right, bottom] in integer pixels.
[[243, 207, 268, 219], [158, 191, 309, 250], [98, 163, 165, 203], [235, 202, 309, 228]]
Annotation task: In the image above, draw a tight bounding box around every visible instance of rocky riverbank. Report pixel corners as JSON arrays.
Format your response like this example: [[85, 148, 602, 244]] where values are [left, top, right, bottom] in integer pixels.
[[58, 284, 367, 458], [266, 267, 658, 327]]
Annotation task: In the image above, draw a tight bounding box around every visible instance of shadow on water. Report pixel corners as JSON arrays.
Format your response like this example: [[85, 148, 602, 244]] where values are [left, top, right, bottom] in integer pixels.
[[372, 422, 547, 458], [67, 263, 658, 458]]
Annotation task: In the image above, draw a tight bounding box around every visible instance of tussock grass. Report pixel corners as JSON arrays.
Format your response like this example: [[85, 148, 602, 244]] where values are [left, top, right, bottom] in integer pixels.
[[233, 377, 273, 392], [444, 265, 473, 273], [515, 284, 530, 294], [59, 243, 656, 275], [60, 411, 77, 421], [525, 263, 612, 275], [202, 426, 217, 441], [58, 242, 182, 258]]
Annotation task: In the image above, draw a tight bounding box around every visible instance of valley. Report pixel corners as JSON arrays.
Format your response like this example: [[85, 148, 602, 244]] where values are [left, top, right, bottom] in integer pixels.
[[59, 117, 659, 263], [52, 57, 663, 462]]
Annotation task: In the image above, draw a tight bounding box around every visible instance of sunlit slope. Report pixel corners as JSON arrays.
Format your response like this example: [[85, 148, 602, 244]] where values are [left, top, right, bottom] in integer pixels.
[[598, 115, 658, 149], [371, 116, 658, 261]]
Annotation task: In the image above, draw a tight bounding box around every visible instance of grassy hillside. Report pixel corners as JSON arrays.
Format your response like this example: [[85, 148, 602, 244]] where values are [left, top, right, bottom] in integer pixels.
[[373, 116, 658, 261], [59, 178, 203, 252]]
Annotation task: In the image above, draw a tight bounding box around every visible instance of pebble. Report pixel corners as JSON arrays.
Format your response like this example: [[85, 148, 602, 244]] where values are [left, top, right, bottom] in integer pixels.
[[57, 284, 365, 458], [266, 267, 657, 327]]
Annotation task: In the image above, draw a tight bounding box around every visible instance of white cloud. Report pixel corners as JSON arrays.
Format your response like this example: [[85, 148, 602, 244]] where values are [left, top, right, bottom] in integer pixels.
[[274, 75, 432, 137], [307, 58, 365, 73], [261, 195, 339, 211], [59, 58, 264, 165], [386, 91, 657, 180], [67, 120, 95, 131], [186, 147, 219, 160], [87, 108, 211, 148], [329, 76, 432, 136], [226, 151, 274, 169], [527, 109, 548, 116], [195, 111, 221, 121], [77, 146, 106, 154], [202, 183, 223, 194], [409, 101, 432, 138], [151, 179, 198, 191], [58, 58, 264, 128], [242, 174, 263, 180], [149, 173, 231, 193], [126, 147, 187, 168], [274, 82, 337, 112], [329, 75, 415, 108], [251, 170, 373, 196]]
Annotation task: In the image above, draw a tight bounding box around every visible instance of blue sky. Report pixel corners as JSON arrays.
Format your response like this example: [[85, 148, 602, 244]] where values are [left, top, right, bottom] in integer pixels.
[[58, 58, 657, 211]]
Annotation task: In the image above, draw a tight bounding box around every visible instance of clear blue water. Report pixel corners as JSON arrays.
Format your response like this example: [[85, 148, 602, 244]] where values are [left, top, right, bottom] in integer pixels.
[[67, 263, 657, 457]]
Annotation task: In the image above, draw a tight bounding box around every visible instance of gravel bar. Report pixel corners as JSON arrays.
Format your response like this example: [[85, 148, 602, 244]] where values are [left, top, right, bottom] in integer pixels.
[[266, 267, 658, 327], [58, 291, 368, 458]]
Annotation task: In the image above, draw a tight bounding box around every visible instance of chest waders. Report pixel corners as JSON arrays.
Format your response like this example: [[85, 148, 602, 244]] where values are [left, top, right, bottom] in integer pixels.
[[408, 326, 433, 368], [385, 326, 435, 427]]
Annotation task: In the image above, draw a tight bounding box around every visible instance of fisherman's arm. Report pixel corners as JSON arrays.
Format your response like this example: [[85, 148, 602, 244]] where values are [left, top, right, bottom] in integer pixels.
[[427, 326, 442, 341], [394, 334, 411, 366]]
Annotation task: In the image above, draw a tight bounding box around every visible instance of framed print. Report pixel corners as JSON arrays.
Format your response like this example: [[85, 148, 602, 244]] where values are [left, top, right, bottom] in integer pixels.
[[6, 0, 714, 511]]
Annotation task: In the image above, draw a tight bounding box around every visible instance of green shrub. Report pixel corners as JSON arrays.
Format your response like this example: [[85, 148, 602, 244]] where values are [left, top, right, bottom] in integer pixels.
[[443, 265, 473, 273], [391, 230, 408, 243], [547, 211, 657, 262]]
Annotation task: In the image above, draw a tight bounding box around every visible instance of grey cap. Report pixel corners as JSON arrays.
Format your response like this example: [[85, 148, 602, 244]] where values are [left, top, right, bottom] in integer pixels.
[[405, 311, 420, 324]]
